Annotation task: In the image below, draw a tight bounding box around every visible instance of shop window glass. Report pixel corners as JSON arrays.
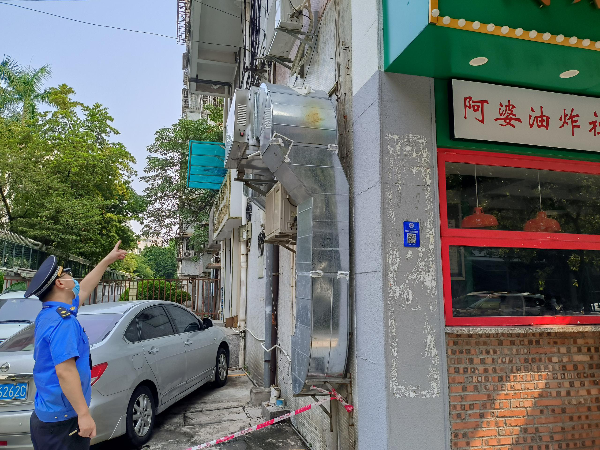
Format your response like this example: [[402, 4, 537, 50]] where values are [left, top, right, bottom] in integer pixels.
[[446, 163, 600, 235], [439, 149, 600, 326], [450, 246, 600, 318]]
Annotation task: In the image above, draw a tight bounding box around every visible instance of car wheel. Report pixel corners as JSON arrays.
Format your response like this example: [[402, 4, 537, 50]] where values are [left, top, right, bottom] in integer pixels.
[[213, 347, 228, 387], [125, 385, 155, 447]]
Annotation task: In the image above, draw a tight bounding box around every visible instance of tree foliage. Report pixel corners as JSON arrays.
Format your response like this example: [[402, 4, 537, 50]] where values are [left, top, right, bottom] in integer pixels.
[[115, 252, 154, 279], [141, 243, 178, 279], [0, 58, 143, 262], [0, 56, 52, 120], [141, 105, 223, 250], [119, 280, 191, 303]]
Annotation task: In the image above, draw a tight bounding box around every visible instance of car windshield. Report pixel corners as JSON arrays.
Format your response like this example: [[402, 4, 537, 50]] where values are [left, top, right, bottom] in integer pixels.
[[0, 325, 34, 352], [0, 298, 41, 323], [78, 314, 122, 345], [0, 313, 122, 352]]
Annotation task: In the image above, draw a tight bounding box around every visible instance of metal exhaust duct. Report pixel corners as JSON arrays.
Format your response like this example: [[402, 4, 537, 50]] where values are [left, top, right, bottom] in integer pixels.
[[256, 83, 349, 394]]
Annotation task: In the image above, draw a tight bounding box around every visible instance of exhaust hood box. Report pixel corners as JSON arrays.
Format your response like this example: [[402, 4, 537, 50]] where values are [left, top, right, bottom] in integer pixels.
[[225, 89, 251, 169]]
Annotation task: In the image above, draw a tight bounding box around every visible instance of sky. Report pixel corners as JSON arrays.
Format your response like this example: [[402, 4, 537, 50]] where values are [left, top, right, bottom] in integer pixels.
[[0, 0, 184, 232]]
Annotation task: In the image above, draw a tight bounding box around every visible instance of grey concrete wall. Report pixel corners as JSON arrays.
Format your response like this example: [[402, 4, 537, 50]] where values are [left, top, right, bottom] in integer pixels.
[[245, 207, 267, 386], [352, 71, 450, 449], [352, 70, 388, 450]]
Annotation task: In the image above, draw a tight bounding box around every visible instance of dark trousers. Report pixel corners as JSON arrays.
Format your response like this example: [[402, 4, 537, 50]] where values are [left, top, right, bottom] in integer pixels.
[[30, 411, 91, 450]]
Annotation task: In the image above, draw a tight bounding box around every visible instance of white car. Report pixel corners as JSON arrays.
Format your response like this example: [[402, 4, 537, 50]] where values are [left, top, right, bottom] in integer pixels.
[[0, 300, 230, 449], [0, 291, 40, 345]]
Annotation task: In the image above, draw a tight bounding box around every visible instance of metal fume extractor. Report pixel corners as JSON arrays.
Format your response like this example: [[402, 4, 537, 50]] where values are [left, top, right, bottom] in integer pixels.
[[226, 83, 349, 394]]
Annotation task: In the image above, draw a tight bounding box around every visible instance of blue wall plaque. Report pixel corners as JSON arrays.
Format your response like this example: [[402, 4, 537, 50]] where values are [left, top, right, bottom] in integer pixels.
[[403, 221, 420, 248]]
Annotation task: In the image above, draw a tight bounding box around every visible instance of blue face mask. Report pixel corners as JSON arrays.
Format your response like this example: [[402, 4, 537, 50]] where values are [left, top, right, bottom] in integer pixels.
[[72, 279, 80, 297]]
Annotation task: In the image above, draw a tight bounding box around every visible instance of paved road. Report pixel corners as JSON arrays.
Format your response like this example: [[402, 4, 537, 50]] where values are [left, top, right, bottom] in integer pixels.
[[92, 370, 308, 450]]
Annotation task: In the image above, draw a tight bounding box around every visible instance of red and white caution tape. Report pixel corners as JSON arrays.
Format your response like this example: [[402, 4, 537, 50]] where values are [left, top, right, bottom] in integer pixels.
[[185, 387, 353, 450], [309, 386, 354, 414]]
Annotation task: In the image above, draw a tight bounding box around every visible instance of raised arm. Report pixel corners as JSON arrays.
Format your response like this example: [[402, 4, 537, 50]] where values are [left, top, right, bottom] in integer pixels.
[[79, 241, 127, 301]]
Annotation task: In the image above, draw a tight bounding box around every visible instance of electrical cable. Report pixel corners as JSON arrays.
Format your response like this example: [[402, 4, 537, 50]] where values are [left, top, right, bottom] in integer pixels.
[[191, 0, 240, 20], [0, 1, 177, 40], [248, 0, 262, 87]]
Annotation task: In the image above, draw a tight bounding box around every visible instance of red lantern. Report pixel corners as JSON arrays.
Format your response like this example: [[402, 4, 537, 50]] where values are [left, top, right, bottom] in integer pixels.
[[523, 211, 561, 233], [461, 207, 499, 228]]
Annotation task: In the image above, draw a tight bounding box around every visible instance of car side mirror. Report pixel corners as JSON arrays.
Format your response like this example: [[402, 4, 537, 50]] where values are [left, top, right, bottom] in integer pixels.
[[202, 318, 213, 329], [184, 322, 201, 333]]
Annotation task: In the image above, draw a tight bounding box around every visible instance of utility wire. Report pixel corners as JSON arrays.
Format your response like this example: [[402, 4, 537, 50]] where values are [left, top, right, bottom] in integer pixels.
[[191, 0, 240, 20], [0, 1, 177, 40]]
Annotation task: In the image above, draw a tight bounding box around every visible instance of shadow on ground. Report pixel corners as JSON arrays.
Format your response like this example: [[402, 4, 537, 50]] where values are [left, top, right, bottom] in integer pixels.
[[92, 371, 308, 450]]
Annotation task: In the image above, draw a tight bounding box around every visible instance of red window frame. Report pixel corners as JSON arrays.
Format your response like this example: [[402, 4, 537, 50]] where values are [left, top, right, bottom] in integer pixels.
[[438, 148, 600, 326]]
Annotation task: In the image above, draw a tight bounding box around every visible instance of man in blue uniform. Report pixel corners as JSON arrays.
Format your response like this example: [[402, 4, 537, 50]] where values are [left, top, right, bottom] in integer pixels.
[[25, 241, 127, 450]]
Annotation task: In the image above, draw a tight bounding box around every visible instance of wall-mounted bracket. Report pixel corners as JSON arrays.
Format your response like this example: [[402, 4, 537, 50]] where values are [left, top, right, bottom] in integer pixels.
[[234, 177, 276, 196]]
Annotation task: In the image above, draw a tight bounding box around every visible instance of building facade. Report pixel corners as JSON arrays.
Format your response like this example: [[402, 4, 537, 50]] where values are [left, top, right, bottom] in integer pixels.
[[183, 0, 600, 449]]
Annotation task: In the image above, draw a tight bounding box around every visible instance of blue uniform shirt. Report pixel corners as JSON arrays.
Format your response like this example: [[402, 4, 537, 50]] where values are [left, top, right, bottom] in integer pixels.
[[33, 297, 91, 422]]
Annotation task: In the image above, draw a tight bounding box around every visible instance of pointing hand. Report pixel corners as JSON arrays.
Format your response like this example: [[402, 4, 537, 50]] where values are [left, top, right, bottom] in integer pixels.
[[105, 240, 127, 265]]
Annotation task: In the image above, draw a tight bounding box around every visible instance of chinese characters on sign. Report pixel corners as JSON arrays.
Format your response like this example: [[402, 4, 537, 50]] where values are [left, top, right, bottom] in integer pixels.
[[464, 97, 488, 124], [452, 80, 600, 152], [495, 100, 522, 128], [529, 106, 550, 130]]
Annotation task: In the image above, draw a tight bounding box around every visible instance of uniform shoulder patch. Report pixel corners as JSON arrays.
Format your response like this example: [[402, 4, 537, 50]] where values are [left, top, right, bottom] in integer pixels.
[[55, 307, 71, 319]]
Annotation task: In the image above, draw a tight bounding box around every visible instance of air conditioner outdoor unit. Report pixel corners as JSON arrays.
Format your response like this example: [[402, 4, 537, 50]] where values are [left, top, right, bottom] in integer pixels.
[[225, 89, 250, 169], [265, 183, 297, 243], [239, 223, 252, 242], [264, 0, 303, 59], [183, 250, 196, 258]]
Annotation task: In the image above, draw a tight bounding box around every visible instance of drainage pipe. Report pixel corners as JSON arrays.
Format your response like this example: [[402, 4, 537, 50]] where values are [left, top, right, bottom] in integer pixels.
[[239, 200, 248, 368], [263, 243, 279, 388], [239, 240, 248, 368], [270, 244, 279, 387]]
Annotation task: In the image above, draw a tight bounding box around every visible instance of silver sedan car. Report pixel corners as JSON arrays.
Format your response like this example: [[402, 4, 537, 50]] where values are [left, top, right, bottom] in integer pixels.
[[0, 300, 230, 449], [0, 292, 41, 345]]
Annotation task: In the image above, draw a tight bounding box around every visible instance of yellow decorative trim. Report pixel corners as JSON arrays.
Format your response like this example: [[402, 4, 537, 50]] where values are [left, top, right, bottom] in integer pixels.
[[429, 6, 600, 51], [429, 0, 439, 24]]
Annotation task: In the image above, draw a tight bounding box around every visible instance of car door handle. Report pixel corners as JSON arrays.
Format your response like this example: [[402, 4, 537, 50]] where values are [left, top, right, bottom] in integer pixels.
[[148, 347, 159, 355], [184, 340, 193, 346]]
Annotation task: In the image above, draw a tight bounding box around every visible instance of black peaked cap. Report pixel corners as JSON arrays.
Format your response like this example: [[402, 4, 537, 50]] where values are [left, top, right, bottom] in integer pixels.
[[24, 255, 60, 299]]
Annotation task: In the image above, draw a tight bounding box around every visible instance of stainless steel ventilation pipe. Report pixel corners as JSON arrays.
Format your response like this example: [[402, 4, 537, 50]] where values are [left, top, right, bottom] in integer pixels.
[[256, 83, 350, 394]]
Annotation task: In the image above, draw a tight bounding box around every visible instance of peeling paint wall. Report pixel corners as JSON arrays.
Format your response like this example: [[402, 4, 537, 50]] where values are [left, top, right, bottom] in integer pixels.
[[384, 134, 441, 401], [353, 71, 450, 449], [379, 73, 449, 449]]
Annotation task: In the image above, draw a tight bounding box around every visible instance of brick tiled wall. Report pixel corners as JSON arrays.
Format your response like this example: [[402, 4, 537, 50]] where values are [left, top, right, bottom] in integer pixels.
[[447, 331, 600, 450]]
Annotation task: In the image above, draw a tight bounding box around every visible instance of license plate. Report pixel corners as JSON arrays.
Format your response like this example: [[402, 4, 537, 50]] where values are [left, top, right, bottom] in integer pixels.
[[0, 383, 28, 401]]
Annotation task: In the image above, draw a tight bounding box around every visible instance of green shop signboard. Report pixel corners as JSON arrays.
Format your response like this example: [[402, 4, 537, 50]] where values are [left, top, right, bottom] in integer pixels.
[[384, 0, 600, 96]]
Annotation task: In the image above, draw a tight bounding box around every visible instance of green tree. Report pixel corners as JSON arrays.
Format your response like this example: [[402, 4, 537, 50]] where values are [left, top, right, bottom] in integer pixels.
[[116, 253, 154, 279], [141, 106, 223, 251], [0, 59, 144, 262], [0, 57, 52, 120], [141, 243, 177, 279]]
